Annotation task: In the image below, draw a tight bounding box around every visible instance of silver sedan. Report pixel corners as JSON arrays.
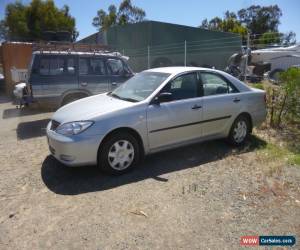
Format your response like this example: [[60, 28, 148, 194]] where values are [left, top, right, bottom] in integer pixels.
[[46, 67, 266, 174]]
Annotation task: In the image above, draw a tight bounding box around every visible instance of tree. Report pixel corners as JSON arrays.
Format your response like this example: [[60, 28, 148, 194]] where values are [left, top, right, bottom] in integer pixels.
[[0, 0, 78, 42], [93, 0, 146, 31], [238, 5, 282, 34], [282, 31, 296, 46], [200, 5, 296, 46], [258, 32, 281, 45], [199, 14, 247, 38]]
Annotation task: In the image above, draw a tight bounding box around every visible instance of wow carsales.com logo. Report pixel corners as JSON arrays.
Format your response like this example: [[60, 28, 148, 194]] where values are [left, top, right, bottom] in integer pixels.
[[240, 236, 296, 246]]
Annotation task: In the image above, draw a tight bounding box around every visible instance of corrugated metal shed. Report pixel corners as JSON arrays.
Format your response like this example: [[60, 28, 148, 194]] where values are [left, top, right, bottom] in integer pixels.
[[77, 21, 242, 72]]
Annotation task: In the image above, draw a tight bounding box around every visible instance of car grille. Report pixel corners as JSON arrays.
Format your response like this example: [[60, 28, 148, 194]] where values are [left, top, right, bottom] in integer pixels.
[[50, 120, 60, 131]]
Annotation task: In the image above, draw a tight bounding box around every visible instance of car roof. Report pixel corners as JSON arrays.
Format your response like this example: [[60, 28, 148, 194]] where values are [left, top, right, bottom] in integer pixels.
[[145, 66, 220, 75], [146, 66, 252, 92]]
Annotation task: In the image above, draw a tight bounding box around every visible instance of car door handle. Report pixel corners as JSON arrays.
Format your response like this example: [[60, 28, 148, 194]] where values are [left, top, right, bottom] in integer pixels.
[[191, 104, 202, 110], [233, 98, 240, 103], [81, 82, 88, 87]]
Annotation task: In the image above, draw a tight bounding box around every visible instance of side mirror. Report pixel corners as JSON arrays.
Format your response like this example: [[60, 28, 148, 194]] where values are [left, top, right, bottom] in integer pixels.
[[152, 92, 172, 105]]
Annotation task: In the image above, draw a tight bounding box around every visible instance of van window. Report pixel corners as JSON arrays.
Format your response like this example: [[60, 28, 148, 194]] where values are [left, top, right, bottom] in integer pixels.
[[90, 58, 106, 75], [38, 57, 70, 76], [67, 58, 75, 75], [107, 58, 124, 75], [49, 58, 64, 75], [39, 58, 49, 75], [79, 58, 89, 75]]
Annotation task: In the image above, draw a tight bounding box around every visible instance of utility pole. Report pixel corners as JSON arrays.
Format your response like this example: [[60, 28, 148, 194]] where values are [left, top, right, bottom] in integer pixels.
[[184, 40, 187, 66], [244, 32, 250, 82]]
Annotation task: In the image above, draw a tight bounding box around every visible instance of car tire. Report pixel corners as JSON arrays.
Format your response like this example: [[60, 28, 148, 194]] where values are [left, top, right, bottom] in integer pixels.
[[98, 132, 140, 175], [227, 115, 250, 146], [61, 93, 88, 106]]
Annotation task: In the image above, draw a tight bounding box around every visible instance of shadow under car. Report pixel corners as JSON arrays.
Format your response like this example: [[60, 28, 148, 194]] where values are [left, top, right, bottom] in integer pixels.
[[41, 135, 267, 195]]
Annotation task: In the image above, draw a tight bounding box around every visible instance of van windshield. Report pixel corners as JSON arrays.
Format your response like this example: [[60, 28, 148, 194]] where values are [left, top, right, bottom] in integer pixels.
[[109, 72, 170, 102]]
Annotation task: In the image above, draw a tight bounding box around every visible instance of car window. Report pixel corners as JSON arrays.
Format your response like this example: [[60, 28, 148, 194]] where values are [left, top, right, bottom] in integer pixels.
[[79, 58, 89, 75], [66, 58, 75, 75], [38, 57, 63, 76], [201, 73, 237, 96], [90, 58, 106, 75], [161, 72, 199, 101], [107, 58, 124, 75], [49, 58, 64, 75], [39, 58, 49, 75], [38, 56, 74, 76]]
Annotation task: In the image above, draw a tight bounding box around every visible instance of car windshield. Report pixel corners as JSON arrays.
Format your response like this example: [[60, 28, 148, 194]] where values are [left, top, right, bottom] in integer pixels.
[[109, 72, 170, 102]]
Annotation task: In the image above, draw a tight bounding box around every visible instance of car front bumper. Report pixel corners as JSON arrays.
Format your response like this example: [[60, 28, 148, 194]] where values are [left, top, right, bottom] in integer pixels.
[[46, 123, 104, 167]]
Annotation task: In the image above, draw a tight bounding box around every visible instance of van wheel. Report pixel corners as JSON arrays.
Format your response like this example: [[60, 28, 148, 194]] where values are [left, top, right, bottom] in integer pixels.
[[61, 93, 88, 106], [98, 132, 140, 175], [227, 115, 250, 146]]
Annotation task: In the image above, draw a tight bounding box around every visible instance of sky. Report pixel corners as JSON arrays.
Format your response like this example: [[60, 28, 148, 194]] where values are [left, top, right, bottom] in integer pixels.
[[0, 0, 299, 41]]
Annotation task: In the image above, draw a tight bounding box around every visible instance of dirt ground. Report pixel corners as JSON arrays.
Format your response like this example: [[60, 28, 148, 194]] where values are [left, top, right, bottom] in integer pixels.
[[0, 94, 299, 250]]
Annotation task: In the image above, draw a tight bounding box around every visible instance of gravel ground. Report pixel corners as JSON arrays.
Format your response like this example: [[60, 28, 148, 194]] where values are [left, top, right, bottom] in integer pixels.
[[0, 94, 299, 250]]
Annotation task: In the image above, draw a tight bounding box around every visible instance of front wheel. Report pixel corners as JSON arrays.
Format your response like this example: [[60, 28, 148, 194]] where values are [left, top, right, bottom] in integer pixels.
[[98, 133, 140, 175], [227, 115, 250, 146]]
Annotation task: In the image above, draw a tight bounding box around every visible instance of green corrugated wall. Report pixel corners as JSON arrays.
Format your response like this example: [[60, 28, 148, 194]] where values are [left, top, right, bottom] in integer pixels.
[[80, 21, 242, 72]]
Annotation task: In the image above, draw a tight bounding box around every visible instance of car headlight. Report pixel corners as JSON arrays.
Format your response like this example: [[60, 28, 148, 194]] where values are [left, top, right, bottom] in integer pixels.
[[56, 121, 94, 135]]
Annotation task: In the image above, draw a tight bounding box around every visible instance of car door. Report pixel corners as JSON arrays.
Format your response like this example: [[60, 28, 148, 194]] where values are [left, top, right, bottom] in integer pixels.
[[147, 72, 203, 150], [200, 72, 241, 137], [106, 58, 133, 91], [78, 56, 110, 94]]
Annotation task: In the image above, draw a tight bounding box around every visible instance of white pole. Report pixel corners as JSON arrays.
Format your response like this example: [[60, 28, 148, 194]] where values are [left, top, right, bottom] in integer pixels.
[[147, 46, 150, 69], [244, 32, 250, 82], [184, 40, 187, 66]]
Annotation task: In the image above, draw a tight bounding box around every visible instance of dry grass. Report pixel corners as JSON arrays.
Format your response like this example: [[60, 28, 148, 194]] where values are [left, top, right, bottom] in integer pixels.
[[254, 125, 300, 175]]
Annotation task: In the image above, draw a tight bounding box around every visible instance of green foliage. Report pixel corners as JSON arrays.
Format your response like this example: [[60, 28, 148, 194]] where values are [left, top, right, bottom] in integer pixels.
[[200, 5, 296, 45], [93, 0, 146, 31], [0, 0, 78, 42], [237, 5, 282, 34], [258, 32, 281, 45], [258, 142, 300, 167], [267, 68, 300, 127], [280, 68, 300, 122], [200, 14, 247, 38], [251, 83, 264, 90]]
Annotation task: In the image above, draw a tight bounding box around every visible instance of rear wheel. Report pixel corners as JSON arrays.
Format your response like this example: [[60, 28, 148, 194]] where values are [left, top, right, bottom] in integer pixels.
[[98, 133, 140, 175], [228, 115, 250, 146]]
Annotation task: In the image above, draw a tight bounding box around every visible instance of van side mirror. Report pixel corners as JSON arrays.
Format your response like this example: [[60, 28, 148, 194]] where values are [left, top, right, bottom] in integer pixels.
[[152, 92, 173, 105]]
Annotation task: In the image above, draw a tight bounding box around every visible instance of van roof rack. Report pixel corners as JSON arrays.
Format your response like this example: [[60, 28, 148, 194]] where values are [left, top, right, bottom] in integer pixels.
[[32, 41, 119, 56]]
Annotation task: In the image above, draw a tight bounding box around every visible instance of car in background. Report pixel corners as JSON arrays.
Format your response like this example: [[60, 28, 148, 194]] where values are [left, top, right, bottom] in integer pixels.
[[20, 51, 134, 107], [47, 67, 266, 174]]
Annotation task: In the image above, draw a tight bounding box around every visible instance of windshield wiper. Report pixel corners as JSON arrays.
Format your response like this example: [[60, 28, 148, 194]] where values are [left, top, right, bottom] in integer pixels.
[[109, 92, 138, 103], [120, 97, 138, 103], [109, 93, 122, 100]]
